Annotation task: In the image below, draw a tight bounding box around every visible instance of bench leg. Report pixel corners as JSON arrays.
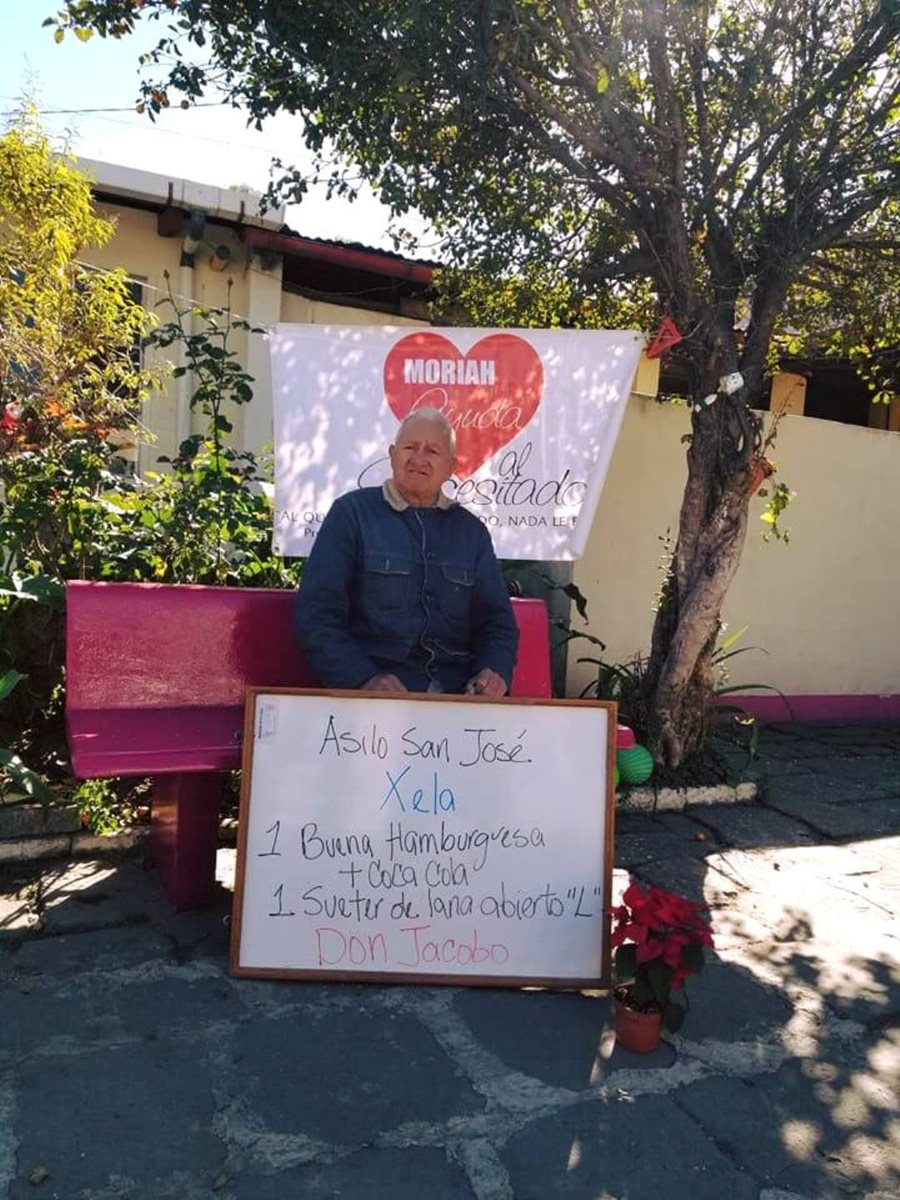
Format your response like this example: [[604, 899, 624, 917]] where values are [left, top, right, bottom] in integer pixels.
[[150, 773, 222, 911]]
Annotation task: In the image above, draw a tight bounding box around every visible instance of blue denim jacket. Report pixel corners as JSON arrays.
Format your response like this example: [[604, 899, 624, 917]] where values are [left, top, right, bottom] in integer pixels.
[[294, 485, 519, 691]]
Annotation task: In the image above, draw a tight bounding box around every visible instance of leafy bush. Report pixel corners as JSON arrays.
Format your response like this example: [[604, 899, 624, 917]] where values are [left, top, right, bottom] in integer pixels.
[[0, 669, 55, 803], [0, 274, 300, 812], [571, 625, 788, 785], [0, 121, 301, 819]]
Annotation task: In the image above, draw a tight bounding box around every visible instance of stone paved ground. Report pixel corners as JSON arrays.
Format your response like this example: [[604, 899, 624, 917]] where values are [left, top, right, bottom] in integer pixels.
[[1, 723, 898, 1200]]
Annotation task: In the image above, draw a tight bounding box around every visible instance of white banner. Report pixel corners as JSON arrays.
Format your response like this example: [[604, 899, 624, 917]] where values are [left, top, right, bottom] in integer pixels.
[[271, 325, 643, 561]]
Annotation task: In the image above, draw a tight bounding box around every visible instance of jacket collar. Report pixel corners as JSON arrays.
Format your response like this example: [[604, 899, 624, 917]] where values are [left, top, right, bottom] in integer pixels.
[[382, 479, 454, 512]]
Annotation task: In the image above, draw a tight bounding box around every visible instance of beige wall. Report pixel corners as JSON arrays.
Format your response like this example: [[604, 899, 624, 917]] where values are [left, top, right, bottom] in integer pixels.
[[279, 292, 424, 328], [87, 203, 426, 468], [91, 202, 265, 469], [569, 399, 900, 699]]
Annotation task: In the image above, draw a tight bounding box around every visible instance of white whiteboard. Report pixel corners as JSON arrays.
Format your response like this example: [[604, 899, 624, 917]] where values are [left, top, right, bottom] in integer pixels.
[[231, 690, 615, 987]]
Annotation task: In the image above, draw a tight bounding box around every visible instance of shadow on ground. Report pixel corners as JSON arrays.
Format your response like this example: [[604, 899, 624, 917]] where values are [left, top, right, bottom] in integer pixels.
[[0, 721, 898, 1198]]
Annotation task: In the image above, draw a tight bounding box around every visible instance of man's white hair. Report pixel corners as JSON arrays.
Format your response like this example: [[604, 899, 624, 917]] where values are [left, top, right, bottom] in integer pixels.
[[394, 407, 456, 459]]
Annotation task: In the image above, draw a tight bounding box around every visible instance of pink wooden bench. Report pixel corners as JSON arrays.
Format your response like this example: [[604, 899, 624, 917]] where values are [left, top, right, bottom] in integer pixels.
[[65, 581, 552, 910]]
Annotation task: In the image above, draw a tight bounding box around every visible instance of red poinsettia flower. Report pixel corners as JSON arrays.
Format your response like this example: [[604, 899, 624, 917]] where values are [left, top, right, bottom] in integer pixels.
[[609, 880, 715, 1017], [671, 965, 690, 990], [661, 932, 690, 968], [636, 936, 664, 964], [621, 881, 651, 914], [648, 888, 696, 926], [610, 920, 649, 949]]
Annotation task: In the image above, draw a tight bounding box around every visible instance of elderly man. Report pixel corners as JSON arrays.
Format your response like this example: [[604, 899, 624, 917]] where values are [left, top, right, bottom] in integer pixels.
[[295, 408, 519, 696]]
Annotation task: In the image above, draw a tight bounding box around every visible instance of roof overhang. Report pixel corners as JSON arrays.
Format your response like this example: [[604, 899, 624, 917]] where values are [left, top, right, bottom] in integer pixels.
[[243, 227, 433, 285], [76, 156, 285, 231]]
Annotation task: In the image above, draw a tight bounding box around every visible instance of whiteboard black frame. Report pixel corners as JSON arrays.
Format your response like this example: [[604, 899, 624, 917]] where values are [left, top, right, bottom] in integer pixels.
[[230, 689, 616, 990]]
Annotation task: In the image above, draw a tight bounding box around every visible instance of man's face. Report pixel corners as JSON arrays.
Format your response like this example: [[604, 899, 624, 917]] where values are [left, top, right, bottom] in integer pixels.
[[389, 417, 455, 506]]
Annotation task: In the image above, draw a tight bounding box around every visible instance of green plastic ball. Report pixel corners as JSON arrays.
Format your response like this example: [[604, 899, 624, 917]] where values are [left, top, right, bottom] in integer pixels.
[[616, 744, 654, 785]]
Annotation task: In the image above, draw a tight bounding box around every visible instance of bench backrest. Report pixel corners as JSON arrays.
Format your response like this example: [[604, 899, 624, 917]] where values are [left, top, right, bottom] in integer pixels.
[[65, 581, 552, 778]]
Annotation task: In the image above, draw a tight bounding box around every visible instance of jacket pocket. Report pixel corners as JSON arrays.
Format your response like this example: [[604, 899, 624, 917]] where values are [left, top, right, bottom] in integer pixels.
[[438, 562, 475, 623], [362, 553, 412, 617]]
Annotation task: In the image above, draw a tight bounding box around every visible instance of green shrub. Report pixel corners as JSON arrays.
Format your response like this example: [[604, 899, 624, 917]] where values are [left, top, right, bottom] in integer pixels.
[[0, 287, 301, 812]]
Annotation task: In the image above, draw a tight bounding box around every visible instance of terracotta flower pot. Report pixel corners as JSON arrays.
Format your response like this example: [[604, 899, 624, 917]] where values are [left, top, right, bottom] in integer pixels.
[[613, 995, 664, 1053]]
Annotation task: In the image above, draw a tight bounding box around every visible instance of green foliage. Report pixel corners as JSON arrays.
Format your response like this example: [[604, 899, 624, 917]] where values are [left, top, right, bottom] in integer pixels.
[[135, 277, 302, 587], [50, 0, 899, 404], [73, 777, 140, 836], [574, 641, 650, 735], [0, 130, 300, 805], [0, 115, 156, 800], [0, 424, 297, 801], [433, 264, 657, 336], [0, 370, 299, 800], [0, 113, 159, 448], [0, 671, 55, 804], [575, 623, 783, 769], [776, 207, 900, 403], [758, 481, 797, 543]]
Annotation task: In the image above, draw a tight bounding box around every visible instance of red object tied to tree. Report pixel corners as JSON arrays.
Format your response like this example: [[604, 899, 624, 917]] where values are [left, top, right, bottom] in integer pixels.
[[645, 316, 683, 360]]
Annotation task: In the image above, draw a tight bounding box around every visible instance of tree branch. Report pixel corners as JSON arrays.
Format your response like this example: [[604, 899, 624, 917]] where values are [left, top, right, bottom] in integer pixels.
[[643, 0, 687, 189], [731, 6, 896, 218], [502, 62, 663, 187]]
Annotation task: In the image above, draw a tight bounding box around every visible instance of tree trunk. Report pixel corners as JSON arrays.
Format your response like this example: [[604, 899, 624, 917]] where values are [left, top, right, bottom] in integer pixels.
[[643, 392, 755, 767]]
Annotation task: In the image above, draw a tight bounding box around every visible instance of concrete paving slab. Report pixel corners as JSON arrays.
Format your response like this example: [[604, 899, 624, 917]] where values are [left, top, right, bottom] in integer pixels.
[[767, 771, 900, 806], [651, 810, 718, 838], [756, 757, 821, 779], [451, 989, 676, 1092], [105, 975, 242, 1041], [0, 985, 122, 1062], [0, 924, 173, 981], [501, 1092, 759, 1200], [678, 958, 797, 1042], [790, 755, 900, 781], [675, 1048, 900, 1199], [691, 803, 818, 848], [614, 830, 702, 867], [799, 722, 900, 749], [36, 857, 167, 935], [758, 726, 856, 753], [0, 894, 38, 937], [0, 724, 897, 1200], [8, 1040, 224, 1200], [611, 811, 661, 836], [233, 1005, 484, 1144], [231, 1146, 478, 1200], [704, 842, 899, 933], [766, 790, 900, 838], [632, 854, 744, 904]]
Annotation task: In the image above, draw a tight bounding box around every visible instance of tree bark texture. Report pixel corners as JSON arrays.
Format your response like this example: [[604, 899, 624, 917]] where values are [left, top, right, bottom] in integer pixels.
[[643, 391, 755, 767]]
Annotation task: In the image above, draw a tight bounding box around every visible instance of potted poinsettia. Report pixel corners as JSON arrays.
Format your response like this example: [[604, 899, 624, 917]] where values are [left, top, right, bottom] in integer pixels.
[[608, 881, 714, 1052]]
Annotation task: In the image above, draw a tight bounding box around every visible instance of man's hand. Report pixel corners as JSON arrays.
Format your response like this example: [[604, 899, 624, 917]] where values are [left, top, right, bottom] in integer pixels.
[[464, 668, 507, 698], [362, 673, 407, 692]]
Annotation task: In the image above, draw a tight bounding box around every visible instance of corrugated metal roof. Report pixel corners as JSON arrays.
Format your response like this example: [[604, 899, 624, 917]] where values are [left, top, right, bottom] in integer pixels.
[[277, 224, 442, 271]]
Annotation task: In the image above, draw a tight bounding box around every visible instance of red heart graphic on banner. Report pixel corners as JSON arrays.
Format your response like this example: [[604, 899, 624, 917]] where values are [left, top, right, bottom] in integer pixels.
[[383, 332, 543, 478]]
